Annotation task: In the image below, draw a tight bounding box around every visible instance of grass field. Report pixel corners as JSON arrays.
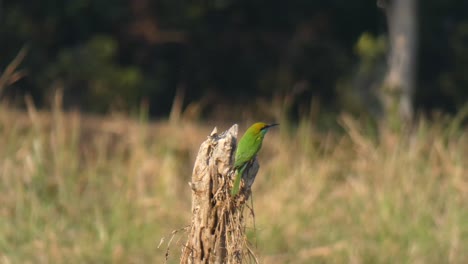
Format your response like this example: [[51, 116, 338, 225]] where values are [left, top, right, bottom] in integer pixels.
[[0, 102, 467, 263]]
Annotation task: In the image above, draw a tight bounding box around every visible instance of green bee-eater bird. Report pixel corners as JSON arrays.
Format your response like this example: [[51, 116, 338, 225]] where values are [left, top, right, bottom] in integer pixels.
[[231, 122, 279, 196]]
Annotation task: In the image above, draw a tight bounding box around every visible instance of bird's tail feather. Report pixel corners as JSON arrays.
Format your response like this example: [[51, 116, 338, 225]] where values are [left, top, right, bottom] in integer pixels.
[[231, 164, 247, 196], [231, 172, 242, 196]]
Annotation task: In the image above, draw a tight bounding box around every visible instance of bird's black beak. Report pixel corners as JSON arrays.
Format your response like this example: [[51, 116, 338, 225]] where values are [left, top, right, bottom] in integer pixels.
[[267, 123, 279, 129]]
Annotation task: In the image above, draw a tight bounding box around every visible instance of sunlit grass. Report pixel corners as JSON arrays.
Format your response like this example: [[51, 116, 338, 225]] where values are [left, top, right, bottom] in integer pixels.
[[0, 102, 466, 263]]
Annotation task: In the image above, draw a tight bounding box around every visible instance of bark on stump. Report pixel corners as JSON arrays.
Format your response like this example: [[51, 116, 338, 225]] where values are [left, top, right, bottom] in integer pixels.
[[180, 124, 259, 264]]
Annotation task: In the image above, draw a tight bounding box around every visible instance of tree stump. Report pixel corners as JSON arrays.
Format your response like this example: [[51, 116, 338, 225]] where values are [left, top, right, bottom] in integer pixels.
[[180, 124, 259, 264]]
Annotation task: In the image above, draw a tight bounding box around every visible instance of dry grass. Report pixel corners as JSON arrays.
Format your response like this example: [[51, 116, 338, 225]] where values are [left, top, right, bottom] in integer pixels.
[[0, 100, 467, 263]]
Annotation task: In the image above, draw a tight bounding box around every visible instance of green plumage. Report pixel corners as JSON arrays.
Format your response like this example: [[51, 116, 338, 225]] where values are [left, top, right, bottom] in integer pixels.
[[231, 122, 278, 196]]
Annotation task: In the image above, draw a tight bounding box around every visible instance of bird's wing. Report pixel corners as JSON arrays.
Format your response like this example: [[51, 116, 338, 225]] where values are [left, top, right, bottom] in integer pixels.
[[234, 135, 262, 169]]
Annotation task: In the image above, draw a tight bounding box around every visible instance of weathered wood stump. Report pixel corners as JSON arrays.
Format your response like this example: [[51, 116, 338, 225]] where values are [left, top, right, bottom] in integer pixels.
[[180, 124, 259, 264]]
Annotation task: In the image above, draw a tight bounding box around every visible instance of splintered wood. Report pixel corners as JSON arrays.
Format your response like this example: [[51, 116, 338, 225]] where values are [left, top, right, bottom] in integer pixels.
[[180, 124, 259, 264]]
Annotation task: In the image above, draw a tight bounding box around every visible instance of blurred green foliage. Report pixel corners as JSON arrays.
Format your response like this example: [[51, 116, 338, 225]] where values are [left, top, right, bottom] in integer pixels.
[[43, 35, 142, 112], [0, 0, 467, 116], [439, 22, 468, 109]]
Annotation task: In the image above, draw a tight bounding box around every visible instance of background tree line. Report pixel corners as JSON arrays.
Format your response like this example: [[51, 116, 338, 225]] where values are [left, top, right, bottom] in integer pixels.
[[1, 0, 467, 119]]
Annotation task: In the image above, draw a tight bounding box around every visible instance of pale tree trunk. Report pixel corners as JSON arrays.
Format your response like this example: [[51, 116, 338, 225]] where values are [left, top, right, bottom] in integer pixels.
[[378, 0, 418, 125], [180, 124, 259, 264]]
